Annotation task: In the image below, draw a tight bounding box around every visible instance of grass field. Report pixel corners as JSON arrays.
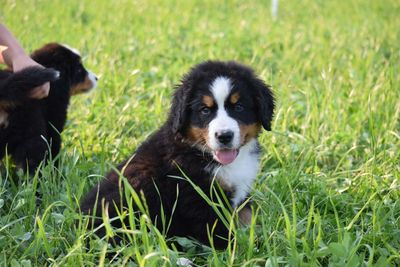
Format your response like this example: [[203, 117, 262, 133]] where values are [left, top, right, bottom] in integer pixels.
[[1, 0, 399, 266]]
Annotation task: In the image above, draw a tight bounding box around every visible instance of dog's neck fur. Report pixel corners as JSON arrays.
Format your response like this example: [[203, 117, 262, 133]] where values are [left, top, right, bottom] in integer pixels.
[[209, 138, 260, 207], [45, 76, 71, 131]]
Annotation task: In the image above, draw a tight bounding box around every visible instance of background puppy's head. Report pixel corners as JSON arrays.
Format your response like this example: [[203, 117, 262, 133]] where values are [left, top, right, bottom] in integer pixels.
[[31, 43, 97, 96], [170, 61, 275, 165]]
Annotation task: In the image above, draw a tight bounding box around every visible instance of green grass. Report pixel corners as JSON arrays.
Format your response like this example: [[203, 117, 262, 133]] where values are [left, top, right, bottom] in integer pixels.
[[1, 0, 399, 266]]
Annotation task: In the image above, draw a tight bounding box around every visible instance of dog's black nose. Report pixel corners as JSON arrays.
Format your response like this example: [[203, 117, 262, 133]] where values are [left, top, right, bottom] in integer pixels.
[[216, 130, 234, 145]]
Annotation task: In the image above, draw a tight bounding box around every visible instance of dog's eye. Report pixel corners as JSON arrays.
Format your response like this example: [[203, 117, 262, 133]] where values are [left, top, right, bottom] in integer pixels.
[[234, 103, 244, 112], [77, 63, 84, 73], [200, 107, 211, 116]]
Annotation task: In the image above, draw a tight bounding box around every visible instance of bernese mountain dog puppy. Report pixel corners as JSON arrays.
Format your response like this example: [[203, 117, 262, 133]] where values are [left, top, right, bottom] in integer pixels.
[[0, 43, 97, 173], [81, 61, 274, 248]]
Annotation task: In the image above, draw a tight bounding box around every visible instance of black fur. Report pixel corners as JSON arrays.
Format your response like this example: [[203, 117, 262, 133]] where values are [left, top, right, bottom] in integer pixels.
[[170, 61, 274, 133], [254, 78, 275, 131], [0, 67, 59, 105], [0, 43, 96, 173], [80, 61, 274, 248]]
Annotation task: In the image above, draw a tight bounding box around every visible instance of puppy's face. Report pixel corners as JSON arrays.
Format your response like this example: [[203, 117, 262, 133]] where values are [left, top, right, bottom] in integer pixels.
[[31, 43, 97, 96], [172, 61, 274, 165], [187, 77, 261, 164]]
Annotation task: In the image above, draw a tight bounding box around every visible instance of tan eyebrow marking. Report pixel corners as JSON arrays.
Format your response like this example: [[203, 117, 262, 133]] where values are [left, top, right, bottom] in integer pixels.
[[230, 92, 240, 104], [203, 95, 215, 107]]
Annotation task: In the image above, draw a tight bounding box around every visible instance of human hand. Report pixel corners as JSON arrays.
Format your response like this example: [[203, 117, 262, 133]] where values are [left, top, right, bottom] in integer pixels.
[[12, 54, 50, 99]]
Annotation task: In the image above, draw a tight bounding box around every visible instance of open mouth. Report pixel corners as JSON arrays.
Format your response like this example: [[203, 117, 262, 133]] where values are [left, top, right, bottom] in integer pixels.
[[213, 149, 239, 165]]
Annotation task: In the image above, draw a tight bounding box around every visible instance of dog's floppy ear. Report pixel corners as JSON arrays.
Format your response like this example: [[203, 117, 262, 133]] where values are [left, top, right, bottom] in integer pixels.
[[170, 81, 191, 135], [254, 79, 275, 131]]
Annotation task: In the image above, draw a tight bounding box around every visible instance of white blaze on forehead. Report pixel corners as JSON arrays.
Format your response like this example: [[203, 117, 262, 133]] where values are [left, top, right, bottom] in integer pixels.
[[61, 44, 81, 56], [208, 76, 241, 150], [211, 76, 232, 106]]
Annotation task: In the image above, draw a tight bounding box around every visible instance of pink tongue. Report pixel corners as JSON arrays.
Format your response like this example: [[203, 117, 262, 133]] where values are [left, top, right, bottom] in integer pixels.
[[214, 150, 238, 165]]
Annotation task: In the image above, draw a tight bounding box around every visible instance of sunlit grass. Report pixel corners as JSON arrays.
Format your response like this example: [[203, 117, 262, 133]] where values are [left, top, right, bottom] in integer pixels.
[[1, 0, 399, 265]]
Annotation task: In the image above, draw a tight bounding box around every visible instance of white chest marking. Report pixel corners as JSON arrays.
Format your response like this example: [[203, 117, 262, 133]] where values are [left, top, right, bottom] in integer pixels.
[[212, 139, 260, 207], [0, 110, 9, 128]]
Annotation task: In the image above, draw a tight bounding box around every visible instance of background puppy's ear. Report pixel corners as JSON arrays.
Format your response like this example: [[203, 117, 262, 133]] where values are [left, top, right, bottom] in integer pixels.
[[170, 82, 190, 135], [0, 67, 59, 102], [254, 79, 275, 131]]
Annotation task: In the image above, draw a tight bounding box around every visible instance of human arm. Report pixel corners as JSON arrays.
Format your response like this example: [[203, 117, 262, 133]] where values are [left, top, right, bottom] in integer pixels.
[[0, 23, 50, 99]]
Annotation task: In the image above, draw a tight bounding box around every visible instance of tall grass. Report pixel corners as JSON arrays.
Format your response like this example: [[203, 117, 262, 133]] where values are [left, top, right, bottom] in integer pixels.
[[1, 0, 399, 266]]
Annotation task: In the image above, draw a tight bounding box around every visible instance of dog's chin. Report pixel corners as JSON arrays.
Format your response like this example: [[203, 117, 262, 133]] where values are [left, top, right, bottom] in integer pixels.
[[81, 87, 94, 93], [70, 87, 94, 95]]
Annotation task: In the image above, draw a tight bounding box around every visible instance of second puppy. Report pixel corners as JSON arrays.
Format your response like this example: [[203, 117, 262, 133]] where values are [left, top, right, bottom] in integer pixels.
[[0, 43, 97, 173]]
